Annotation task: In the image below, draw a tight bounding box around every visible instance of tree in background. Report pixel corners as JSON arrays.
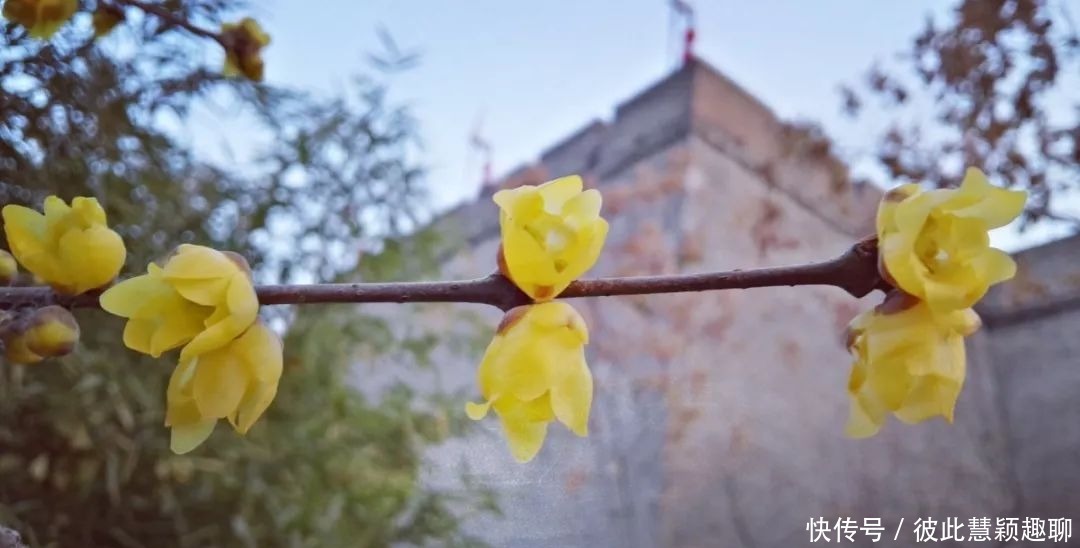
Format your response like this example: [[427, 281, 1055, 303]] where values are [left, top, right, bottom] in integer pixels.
[[842, 0, 1079, 230], [0, 0, 492, 545]]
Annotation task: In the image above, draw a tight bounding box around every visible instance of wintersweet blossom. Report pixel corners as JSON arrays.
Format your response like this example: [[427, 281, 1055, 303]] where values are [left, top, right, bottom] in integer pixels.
[[877, 168, 1027, 312], [466, 302, 593, 463], [1, 0, 77, 39], [494, 175, 609, 301], [100, 244, 258, 361], [221, 18, 271, 81], [2, 196, 126, 295], [844, 293, 982, 439], [166, 321, 283, 454]]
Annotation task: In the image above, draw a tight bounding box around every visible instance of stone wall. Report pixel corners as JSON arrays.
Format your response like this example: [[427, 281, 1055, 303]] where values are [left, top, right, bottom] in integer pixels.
[[353, 59, 1077, 547], [977, 235, 1080, 523]]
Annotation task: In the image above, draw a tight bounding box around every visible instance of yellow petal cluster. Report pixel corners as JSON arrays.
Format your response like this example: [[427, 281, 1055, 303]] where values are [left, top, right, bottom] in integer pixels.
[[221, 18, 271, 82], [846, 167, 1026, 439], [466, 302, 593, 463], [845, 294, 981, 438], [877, 167, 1027, 311], [1, 0, 77, 39], [100, 244, 258, 361], [2, 196, 126, 295], [101, 244, 280, 453], [495, 176, 608, 301], [166, 321, 283, 454]]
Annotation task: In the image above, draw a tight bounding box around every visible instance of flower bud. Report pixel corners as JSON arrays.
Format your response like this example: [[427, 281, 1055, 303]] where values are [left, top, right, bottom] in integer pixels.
[[24, 305, 79, 358], [220, 18, 271, 82], [0, 249, 17, 285]]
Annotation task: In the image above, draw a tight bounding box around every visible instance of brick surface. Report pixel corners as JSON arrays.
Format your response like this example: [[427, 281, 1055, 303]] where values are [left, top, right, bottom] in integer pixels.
[[353, 59, 1077, 547]]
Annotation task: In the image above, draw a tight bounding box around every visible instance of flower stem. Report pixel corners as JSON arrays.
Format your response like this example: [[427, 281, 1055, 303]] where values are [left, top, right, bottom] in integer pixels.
[[0, 239, 889, 312], [113, 0, 225, 45]]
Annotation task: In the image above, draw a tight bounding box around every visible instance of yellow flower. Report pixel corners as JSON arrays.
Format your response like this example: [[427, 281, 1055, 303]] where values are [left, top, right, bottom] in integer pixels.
[[465, 301, 593, 463], [494, 176, 609, 301], [1, 0, 77, 39], [2, 196, 126, 295], [166, 321, 283, 454], [0, 249, 17, 285], [844, 293, 982, 439], [221, 18, 270, 82], [100, 244, 258, 361], [877, 168, 1026, 312]]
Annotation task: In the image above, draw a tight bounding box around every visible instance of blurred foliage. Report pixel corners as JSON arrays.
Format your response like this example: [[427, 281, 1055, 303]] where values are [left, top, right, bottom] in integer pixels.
[[843, 0, 1079, 229], [0, 0, 492, 546]]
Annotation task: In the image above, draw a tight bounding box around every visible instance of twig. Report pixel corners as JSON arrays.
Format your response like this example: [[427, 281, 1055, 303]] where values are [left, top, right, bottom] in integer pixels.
[[0, 239, 889, 312], [113, 0, 225, 46]]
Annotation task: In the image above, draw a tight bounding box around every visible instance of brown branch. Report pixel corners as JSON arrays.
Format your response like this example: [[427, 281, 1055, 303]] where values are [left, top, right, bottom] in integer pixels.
[[0, 239, 889, 312], [113, 0, 225, 46]]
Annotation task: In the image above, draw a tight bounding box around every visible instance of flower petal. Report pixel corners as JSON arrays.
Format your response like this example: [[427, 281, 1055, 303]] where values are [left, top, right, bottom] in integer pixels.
[[975, 248, 1017, 287], [227, 275, 259, 325], [2, 204, 59, 283], [193, 350, 248, 419], [163, 245, 235, 280], [169, 277, 231, 306], [100, 274, 163, 318], [895, 375, 963, 425], [499, 414, 548, 463], [237, 322, 283, 383], [121, 320, 156, 355], [538, 176, 584, 213], [58, 225, 126, 293], [560, 218, 608, 284], [493, 188, 544, 222], [465, 400, 492, 421], [562, 189, 602, 227], [949, 168, 1027, 228], [550, 354, 592, 436], [170, 419, 217, 454], [150, 311, 205, 357], [845, 394, 886, 439], [179, 307, 256, 362], [501, 220, 559, 289], [228, 380, 277, 434]]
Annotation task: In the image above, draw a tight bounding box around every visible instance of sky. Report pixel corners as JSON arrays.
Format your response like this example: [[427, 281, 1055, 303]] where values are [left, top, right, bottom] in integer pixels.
[[178, 0, 1073, 250]]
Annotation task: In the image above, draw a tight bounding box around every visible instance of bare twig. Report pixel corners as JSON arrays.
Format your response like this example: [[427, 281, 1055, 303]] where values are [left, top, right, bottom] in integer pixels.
[[113, 0, 225, 45], [0, 239, 889, 312]]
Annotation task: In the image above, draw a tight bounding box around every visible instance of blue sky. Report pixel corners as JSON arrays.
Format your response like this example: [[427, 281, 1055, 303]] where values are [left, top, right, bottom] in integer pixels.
[[178, 1, 1071, 249]]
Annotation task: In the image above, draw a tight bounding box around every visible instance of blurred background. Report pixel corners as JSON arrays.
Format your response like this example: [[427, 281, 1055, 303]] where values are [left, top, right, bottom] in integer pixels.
[[1, 0, 1078, 546]]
